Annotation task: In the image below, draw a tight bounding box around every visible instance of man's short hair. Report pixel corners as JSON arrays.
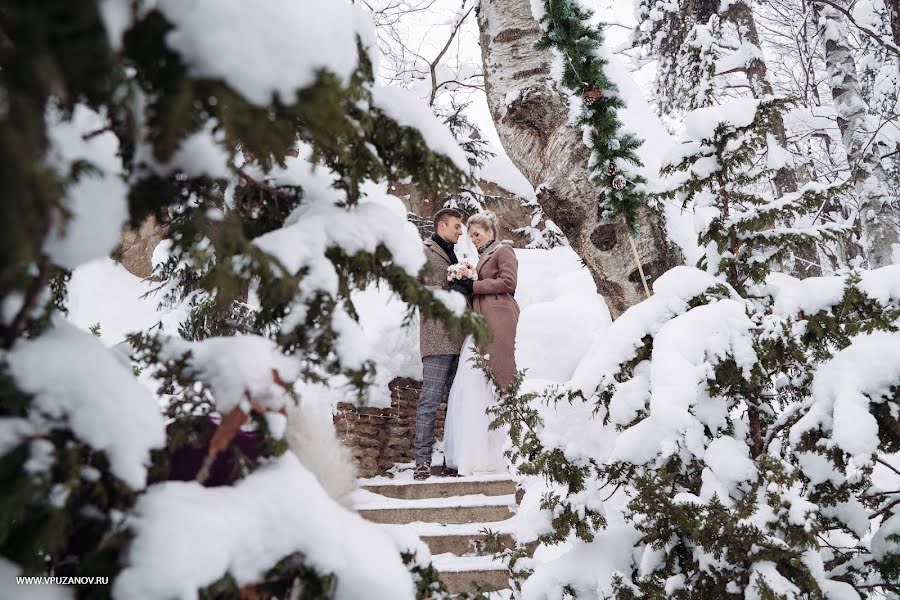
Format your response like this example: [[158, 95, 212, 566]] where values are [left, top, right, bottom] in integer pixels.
[[433, 207, 464, 228]]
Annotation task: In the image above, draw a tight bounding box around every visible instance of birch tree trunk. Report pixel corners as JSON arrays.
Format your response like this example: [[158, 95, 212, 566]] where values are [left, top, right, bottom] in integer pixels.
[[886, 0, 900, 46], [476, 0, 680, 317], [816, 2, 900, 267]]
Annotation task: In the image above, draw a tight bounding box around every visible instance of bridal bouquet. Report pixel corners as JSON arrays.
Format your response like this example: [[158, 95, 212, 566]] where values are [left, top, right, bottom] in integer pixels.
[[447, 260, 477, 282]]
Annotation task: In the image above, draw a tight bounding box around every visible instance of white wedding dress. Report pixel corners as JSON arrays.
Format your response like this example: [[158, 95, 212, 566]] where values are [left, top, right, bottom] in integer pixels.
[[442, 335, 507, 475]]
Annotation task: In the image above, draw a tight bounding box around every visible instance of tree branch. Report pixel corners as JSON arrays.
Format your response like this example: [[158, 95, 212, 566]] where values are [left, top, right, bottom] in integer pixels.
[[429, 3, 476, 105], [3, 255, 52, 349], [810, 0, 900, 60]]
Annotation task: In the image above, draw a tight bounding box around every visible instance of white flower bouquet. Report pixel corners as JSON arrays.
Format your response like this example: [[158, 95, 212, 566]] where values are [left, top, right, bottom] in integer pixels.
[[447, 260, 477, 282]]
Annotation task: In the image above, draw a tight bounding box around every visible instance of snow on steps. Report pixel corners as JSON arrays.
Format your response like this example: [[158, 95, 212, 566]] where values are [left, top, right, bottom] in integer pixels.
[[355, 474, 525, 594], [354, 490, 516, 525], [432, 553, 509, 594], [362, 474, 517, 500]]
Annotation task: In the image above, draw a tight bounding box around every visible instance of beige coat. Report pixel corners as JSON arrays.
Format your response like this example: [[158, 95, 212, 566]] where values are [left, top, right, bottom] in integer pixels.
[[420, 238, 465, 358], [472, 242, 519, 388]]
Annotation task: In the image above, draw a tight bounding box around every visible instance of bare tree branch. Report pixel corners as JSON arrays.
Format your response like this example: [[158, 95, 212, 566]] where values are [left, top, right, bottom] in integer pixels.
[[810, 0, 900, 59]]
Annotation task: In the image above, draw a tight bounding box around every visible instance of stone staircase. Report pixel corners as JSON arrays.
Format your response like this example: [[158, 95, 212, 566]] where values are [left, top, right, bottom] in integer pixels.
[[355, 474, 521, 595]]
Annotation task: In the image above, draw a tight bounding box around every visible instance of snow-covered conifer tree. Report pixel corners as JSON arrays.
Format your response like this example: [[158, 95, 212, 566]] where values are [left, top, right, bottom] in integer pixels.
[[492, 98, 900, 598], [0, 1, 486, 597]]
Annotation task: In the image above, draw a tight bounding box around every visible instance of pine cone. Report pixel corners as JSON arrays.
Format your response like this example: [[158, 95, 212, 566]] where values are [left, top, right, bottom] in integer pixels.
[[612, 175, 627, 190], [583, 87, 602, 105], [607, 162, 617, 176]]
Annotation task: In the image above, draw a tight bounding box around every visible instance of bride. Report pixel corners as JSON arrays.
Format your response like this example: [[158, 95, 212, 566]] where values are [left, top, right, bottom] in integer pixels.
[[442, 211, 520, 476]]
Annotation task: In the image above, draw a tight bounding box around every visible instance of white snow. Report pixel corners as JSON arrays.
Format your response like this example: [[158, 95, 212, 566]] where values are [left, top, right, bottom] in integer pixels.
[[477, 152, 537, 203], [382, 519, 517, 537], [570, 265, 724, 396], [431, 553, 507, 572], [746, 561, 800, 600], [704, 436, 757, 494], [156, 0, 372, 105], [43, 104, 128, 271], [352, 490, 515, 510], [5, 319, 165, 489], [684, 98, 761, 141], [66, 259, 163, 346], [254, 187, 425, 295], [515, 247, 611, 382], [139, 121, 232, 180], [519, 524, 641, 600], [796, 452, 845, 487], [160, 334, 300, 414], [791, 331, 900, 461], [872, 512, 900, 562], [610, 299, 757, 465], [359, 472, 513, 487], [761, 267, 900, 315], [347, 285, 423, 406], [114, 453, 415, 600]]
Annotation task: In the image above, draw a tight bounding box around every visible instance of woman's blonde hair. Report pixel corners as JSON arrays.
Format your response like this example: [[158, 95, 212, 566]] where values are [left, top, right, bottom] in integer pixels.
[[467, 210, 500, 239]]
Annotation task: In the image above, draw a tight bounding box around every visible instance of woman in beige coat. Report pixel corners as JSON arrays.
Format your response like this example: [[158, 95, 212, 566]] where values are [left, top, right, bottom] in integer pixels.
[[442, 211, 519, 475], [466, 212, 519, 388]]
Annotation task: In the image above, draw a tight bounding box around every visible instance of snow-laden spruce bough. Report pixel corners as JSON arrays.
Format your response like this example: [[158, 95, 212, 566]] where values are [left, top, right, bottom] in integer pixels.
[[488, 97, 900, 598], [0, 0, 490, 598]]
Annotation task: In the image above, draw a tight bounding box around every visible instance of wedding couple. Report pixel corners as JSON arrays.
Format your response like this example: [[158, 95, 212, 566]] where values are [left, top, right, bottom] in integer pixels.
[[415, 208, 520, 481]]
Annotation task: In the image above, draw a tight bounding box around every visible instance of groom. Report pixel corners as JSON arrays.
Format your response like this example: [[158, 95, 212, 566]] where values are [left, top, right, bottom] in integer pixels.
[[415, 208, 471, 480]]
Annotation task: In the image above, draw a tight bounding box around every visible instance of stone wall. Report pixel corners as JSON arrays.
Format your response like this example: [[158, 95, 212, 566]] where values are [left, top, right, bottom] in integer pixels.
[[333, 377, 445, 478]]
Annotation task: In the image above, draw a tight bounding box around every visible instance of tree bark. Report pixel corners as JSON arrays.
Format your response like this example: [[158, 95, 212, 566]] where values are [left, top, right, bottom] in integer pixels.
[[476, 0, 680, 318], [816, 2, 900, 267], [886, 0, 900, 46]]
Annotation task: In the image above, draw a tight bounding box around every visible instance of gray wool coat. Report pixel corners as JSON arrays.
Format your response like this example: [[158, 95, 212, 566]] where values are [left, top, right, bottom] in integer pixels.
[[472, 242, 519, 389], [419, 238, 465, 359]]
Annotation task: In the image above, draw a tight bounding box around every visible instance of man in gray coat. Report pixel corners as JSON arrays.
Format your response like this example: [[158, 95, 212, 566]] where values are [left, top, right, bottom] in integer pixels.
[[415, 208, 467, 480]]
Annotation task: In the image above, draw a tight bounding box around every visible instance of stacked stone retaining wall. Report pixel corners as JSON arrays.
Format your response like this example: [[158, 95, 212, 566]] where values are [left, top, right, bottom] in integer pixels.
[[333, 377, 446, 478]]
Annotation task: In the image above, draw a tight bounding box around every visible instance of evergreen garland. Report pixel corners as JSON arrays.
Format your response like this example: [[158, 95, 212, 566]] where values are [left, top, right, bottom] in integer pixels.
[[535, 0, 648, 233]]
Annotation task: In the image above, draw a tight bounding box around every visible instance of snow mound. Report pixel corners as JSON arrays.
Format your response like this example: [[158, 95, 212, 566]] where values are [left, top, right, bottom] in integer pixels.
[[610, 299, 756, 465], [67, 259, 162, 346], [570, 266, 723, 396], [114, 453, 414, 600], [516, 247, 611, 382]]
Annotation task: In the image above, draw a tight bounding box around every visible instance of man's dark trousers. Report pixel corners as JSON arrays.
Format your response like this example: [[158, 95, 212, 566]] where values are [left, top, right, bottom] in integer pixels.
[[414, 354, 459, 465]]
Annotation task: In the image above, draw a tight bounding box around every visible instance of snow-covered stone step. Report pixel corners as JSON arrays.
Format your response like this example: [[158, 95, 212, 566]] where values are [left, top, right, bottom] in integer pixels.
[[353, 490, 515, 510], [419, 532, 512, 556], [361, 476, 516, 500], [389, 519, 516, 537], [432, 554, 509, 594], [357, 494, 516, 525]]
